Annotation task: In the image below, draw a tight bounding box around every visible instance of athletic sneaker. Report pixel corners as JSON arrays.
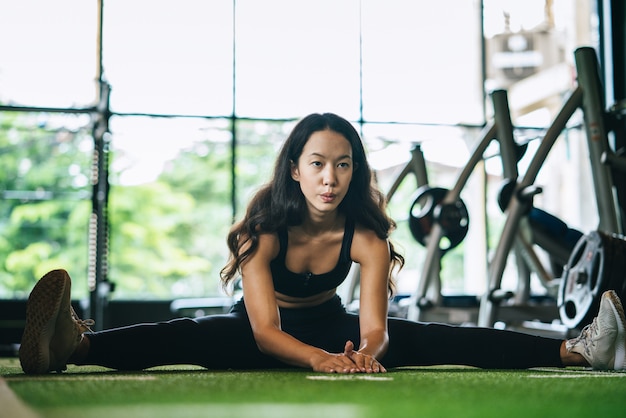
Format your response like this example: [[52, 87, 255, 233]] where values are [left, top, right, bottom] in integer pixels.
[[19, 269, 94, 374], [566, 290, 626, 370]]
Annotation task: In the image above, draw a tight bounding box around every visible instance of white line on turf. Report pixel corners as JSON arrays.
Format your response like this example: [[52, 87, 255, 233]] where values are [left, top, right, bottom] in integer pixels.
[[6, 375, 157, 382], [43, 404, 364, 418], [527, 367, 626, 378], [531, 367, 625, 372], [528, 373, 626, 378], [306, 375, 393, 381]]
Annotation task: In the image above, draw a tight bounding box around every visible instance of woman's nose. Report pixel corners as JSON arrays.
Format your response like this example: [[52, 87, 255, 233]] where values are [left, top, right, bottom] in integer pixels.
[[323, 166, 337, 186]]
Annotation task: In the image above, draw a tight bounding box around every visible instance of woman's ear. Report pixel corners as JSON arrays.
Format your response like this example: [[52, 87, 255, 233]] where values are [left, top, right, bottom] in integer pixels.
[[290, 160, 300, 181]]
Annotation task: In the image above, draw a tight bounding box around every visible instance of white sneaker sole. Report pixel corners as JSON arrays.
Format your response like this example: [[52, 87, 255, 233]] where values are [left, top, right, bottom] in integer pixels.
[[19, 270, 70, 374]]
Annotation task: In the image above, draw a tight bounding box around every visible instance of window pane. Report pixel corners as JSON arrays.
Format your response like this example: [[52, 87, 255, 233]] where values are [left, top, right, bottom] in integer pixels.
[[0, 0, 98, 107], [0, 0, 605, 304], [0, 112, 93, 298], [108, 116, 233, 299], [483, 0, 598, 127], [361, 0, 484, 125], [103, 0, 234, 116], [363, 123, 479, 294], [233, 119, 295, 218], [235, 0, 361, 119]]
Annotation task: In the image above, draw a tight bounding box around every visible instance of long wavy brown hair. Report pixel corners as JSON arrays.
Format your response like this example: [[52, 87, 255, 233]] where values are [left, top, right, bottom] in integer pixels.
[[219, 112, 404, 295]]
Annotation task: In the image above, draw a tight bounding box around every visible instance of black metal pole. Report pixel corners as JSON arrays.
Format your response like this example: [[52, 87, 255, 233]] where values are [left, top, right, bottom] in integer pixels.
[[88, 80, 111, 330]]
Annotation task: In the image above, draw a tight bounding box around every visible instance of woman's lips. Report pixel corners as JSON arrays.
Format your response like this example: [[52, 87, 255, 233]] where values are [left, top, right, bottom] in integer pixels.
[[320, 193, 336, 203]]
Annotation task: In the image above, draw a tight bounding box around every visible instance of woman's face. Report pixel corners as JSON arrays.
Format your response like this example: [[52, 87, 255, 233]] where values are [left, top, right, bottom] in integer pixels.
[[290, 129, 353, 218]]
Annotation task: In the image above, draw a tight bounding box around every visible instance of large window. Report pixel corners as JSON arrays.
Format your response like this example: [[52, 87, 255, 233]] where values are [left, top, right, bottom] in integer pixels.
[[0, 113, 93, 297], [0, 0, 600, 302]]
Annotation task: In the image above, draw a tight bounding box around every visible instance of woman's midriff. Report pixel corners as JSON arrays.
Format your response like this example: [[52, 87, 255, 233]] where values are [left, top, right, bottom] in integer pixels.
[[275, 289, 337, 308]]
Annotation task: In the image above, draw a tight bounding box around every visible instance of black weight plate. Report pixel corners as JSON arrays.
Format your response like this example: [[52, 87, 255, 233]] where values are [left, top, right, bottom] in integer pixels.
[[408, 186, 447, 247], [433, 200, 469, 251], [408, 186, 469, 253]]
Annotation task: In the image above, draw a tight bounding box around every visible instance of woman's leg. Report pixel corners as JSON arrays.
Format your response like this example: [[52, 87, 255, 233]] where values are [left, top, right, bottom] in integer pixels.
[[382, 289, 626, 370], [382, 318, 563, 369], [271, 298, 563, 370], [79, 313, 285, 371], [81, 289, 626, 371], [272, 296, 564, 370], [19, 269, 284, 373]]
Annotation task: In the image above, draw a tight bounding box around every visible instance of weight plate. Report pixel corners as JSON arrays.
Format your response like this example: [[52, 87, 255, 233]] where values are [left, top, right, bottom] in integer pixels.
[[408, 186, 469, 253], [408, 186, 447, 247], [558, 231, 607, 329]]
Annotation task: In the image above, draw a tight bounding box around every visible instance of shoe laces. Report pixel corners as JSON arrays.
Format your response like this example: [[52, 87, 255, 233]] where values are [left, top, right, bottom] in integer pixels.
[[568, 318, 599, 357], [70, 306, 95, 333]]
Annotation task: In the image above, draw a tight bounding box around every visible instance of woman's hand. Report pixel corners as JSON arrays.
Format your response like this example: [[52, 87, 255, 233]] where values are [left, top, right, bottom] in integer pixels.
[[343, 340, 387, 373], [310, 348, 360, 374], [310, 341, 387, 373]]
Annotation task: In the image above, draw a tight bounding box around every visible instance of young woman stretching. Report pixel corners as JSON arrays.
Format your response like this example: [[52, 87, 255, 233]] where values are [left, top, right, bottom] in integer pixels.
[[19, 112, 626, 374]]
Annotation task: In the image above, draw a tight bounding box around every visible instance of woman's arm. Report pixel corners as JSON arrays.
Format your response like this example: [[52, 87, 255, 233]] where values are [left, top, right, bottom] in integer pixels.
[[348, 227, 391, 372], [241, 233, 362, 373]]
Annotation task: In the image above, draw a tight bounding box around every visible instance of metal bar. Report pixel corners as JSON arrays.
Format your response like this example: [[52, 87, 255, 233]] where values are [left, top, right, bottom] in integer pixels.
[[477, 87, 582, 327], [520, 88, 583, 186], [0, 105, 95, 114], [447, 124, 497, 199], [386, 145, 428, 202], [406, 124, 497, 321], [575, 46, 621, 234], [492, 90, 519, 180], [88, 81, 112, 330]]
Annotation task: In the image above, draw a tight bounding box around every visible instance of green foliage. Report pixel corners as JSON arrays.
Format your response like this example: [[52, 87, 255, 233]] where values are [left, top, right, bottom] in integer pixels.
[[0, 113, 237, 300], [108, 181, 221, 298], [0, 112, 92, 298], [233, 120, 290, 213], [1, 113, 472, 301]]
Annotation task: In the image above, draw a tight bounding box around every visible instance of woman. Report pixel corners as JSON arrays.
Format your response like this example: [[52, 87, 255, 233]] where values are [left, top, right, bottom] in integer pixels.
[[19, 113, 626, 374]]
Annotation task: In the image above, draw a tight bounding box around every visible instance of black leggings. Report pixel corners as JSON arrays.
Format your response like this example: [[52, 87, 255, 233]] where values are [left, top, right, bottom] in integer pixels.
[[82, 296, 564, 370]]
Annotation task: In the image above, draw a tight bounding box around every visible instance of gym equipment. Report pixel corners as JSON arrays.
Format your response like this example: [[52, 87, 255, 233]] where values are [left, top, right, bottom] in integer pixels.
[[402, 87, 574, 323], [408, 186, 469, 253], [559, 230, 626, 329], [345, 88, 572, 325], [478, 46, 625, 328], [497, 179, 583, 274], [345, 47, 626, 333]]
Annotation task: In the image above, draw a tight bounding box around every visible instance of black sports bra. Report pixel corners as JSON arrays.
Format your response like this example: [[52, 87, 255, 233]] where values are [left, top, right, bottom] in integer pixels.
[[270, 218, 354, 298]]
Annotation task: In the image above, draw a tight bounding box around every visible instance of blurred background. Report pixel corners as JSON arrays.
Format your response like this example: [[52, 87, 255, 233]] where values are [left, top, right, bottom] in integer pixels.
[[0, 0, 623, 332]]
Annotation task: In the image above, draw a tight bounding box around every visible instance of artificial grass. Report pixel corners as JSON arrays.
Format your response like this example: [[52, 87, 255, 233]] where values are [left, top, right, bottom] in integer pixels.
[[2, 357, 626, 418]]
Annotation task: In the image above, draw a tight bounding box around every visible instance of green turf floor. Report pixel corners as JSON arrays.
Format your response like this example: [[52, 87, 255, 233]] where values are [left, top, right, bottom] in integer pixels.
[[2, 357, 626, 418]]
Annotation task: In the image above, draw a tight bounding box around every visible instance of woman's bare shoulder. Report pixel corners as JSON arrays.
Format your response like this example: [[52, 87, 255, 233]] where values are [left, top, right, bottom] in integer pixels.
[[353, 222, 385, 242], [351, 223, 389, 260], [256, 231, 281, 258], [240, 230, 280, 262]]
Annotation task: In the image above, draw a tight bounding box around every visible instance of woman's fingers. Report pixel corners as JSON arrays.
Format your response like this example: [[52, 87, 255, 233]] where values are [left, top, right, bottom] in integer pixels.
[[325, 355, 359, 373], [343, 340, 355, 354], [313, 346, 387, 374], [345, 348, 387, 373]]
